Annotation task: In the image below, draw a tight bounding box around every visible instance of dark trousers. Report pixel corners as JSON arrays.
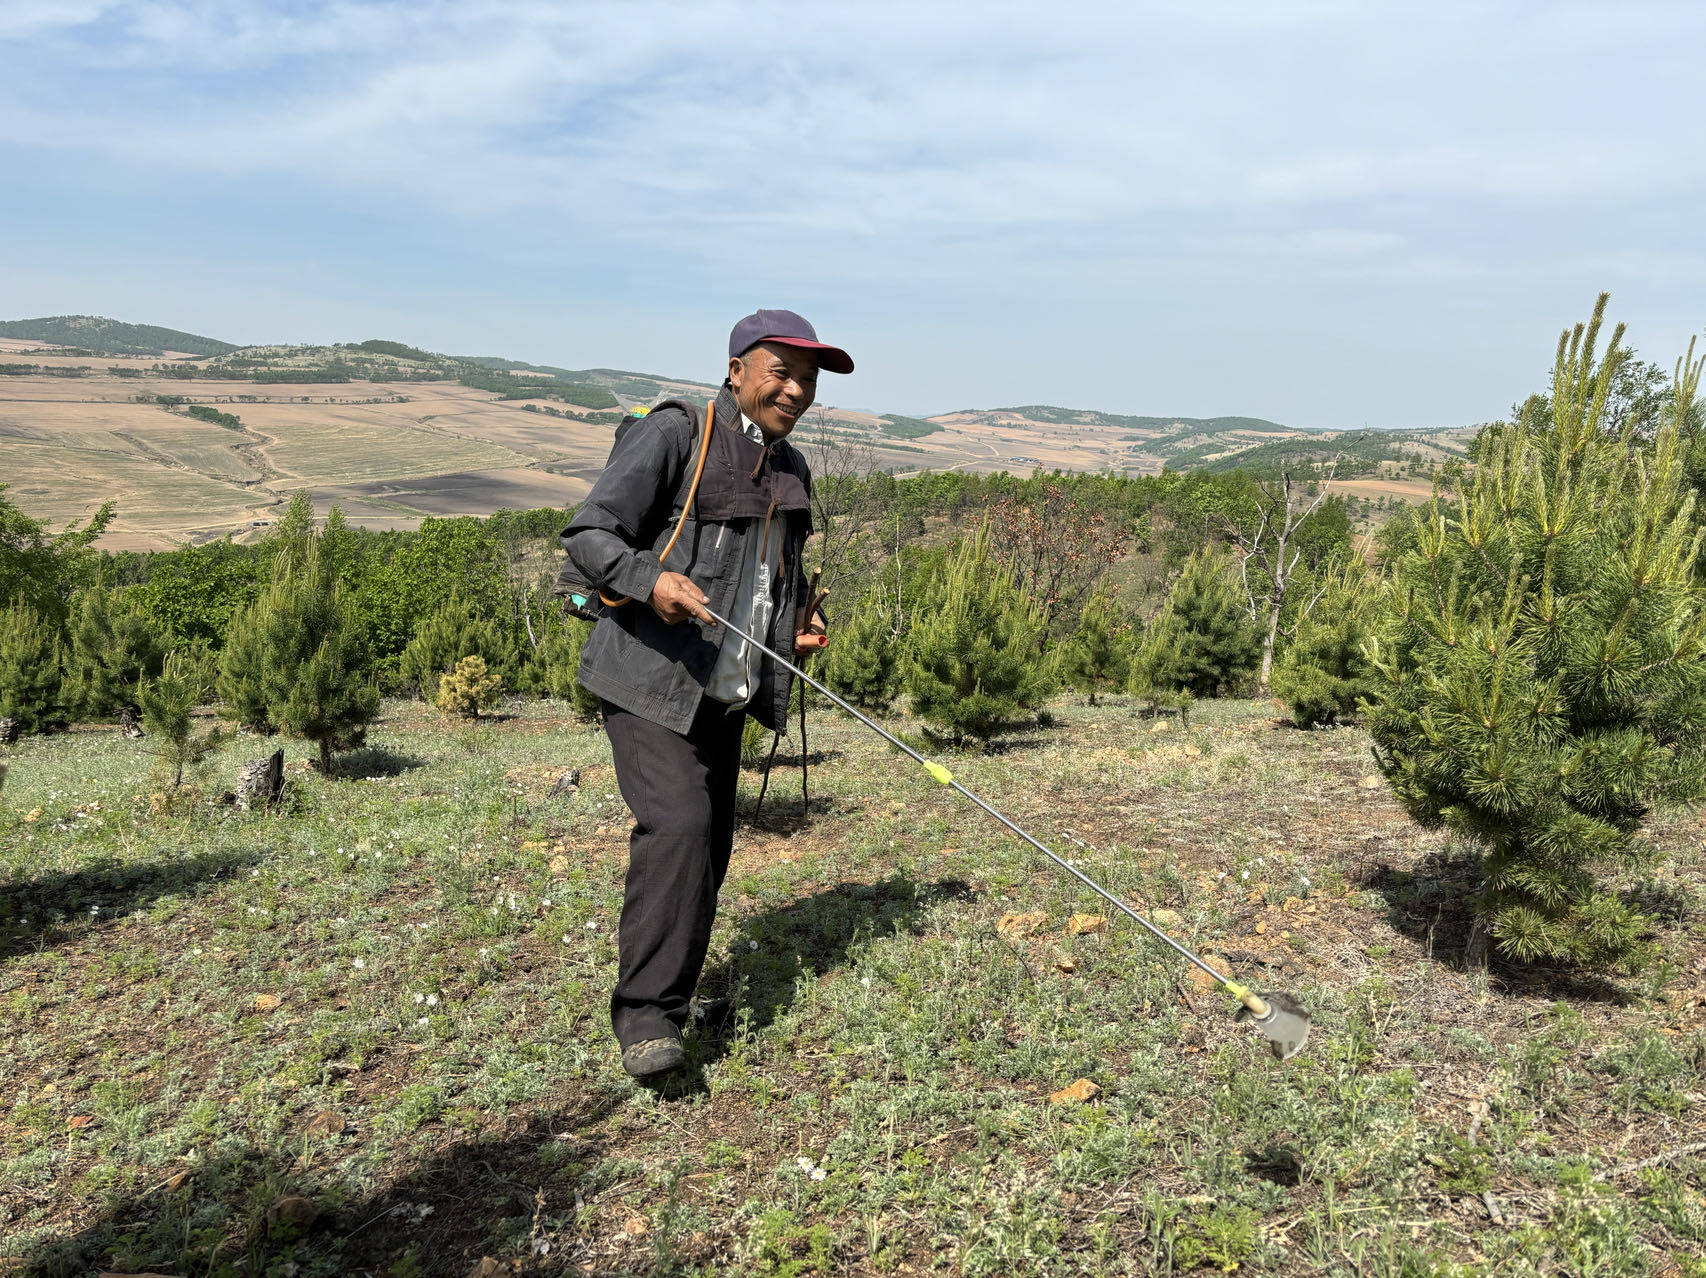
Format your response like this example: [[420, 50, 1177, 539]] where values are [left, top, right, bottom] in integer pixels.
[[602, 696, 747, 1048]]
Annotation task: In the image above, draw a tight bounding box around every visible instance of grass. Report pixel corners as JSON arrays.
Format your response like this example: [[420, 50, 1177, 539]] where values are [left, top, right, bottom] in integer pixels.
[[1, 697, 1703, 1276]]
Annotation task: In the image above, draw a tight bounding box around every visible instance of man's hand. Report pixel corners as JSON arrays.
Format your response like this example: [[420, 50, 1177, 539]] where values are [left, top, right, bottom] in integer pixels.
[[649, 571, 714, 626]]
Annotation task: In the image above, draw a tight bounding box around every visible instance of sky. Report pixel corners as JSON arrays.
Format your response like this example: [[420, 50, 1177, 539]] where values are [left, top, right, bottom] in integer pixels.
[[2, 0, 1703, 428]]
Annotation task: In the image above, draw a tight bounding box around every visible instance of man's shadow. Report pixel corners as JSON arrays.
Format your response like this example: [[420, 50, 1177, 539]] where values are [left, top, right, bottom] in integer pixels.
[[688, 873, 975, 1066]]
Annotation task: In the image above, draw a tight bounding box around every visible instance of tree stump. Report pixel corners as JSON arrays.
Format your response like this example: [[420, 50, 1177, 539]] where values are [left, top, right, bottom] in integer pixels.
[[0, 717, 17, 745], [120, 706, 146, 739], [236, 749, 285, 811]]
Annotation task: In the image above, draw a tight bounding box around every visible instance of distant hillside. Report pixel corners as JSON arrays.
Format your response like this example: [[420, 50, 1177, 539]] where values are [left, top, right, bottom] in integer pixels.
[[0, 315, 238, 357], [993, 405, 1291, 435]]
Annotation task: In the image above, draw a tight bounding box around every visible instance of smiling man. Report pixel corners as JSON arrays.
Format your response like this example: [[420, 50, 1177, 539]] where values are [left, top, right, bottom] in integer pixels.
[[562, 309, 850, 1079]]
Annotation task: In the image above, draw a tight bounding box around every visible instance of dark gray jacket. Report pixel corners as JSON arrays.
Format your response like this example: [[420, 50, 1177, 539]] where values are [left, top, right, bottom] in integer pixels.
[[563, 386, 813, 734]]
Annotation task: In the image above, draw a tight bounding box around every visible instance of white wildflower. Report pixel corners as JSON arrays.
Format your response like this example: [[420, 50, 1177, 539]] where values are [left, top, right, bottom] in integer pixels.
[[351, 957, 365, 970]]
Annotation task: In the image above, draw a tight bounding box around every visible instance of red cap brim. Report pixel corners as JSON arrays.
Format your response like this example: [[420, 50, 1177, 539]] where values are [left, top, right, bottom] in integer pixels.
[[757, 336, 854, 375]]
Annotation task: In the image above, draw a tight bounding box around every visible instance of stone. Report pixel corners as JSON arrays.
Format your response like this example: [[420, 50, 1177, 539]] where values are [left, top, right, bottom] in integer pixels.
[[0, 717, 18, 744], [236, 749, 285, 811], [252, 993, 281, 1012], [547, 769, 580, 799], [997, 911, 1047, 937], [1066, 913, 1107, 936], [1149, 719, 1172, 734], [119, 706, 146, 740], [1049, 1078, 1101, 1104]]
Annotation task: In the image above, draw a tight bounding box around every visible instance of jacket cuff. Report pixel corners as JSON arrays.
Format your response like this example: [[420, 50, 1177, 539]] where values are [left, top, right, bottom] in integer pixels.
[[609, 552, 663, 604]]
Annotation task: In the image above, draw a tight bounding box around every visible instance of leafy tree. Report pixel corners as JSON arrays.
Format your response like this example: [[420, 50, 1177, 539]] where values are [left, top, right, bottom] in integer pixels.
[[400, 595, 518, 699], [248, 543, 379, 772], [138, 652, 227, 788], [0, 599, 65, 733], [905, 531, 1053, 745], [1367, 295, 1706, 971], [0, 485, 114, 623], [1059, 585, 1135, 705], [132, 539, 261, 646], [534, 616, 600, 720], [436, 654, 502, 719], [1271, 562, 1378, 727], [1138, 549, 1260, 698], [62, 581, 169, 719], [819, 587, 902, 712]]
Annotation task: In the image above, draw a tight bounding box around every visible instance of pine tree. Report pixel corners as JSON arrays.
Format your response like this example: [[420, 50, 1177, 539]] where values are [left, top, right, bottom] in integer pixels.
[[905, 530, 1053, 745], [1271, 562, 1378, 727], [138, 651, 227, 788], [0, 599, 65, 733], [62, 581, 169, 720], [251, 543, 379, 773], [819, 587, 901, 712], [218, 599, 274, 732], [400, 595, 517, 700], [436, 654, 502, 719], [535, 616, 601, 720], [1367, 295, 1706, 971], [1059, 585, 1134, 706], [1138, 549, 1260, 698]]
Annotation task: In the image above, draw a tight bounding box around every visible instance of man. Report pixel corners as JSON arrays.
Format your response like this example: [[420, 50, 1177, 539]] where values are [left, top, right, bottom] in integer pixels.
[[563, 309, 850, 1079]]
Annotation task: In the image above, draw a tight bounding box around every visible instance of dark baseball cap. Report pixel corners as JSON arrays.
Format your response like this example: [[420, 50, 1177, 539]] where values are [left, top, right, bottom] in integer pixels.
[[728, 308, 854, 375]]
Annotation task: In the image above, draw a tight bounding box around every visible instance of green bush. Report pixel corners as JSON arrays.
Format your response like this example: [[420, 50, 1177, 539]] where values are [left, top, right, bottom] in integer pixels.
[[1271, 562, 1378, 727], [533, 616, 600, 720], [1059, 585, 1134, 705], [138, 651, 226, 788], [400, 596, 517, 700], [1136, 548, 1259, 698], [0, 599, 65, 733], [819, 587, 900, 712], [904, 531, 1053, 745], [62, 582, 169, 720], [246, 542, 379, 772], [1367, 295, 1706, 971]]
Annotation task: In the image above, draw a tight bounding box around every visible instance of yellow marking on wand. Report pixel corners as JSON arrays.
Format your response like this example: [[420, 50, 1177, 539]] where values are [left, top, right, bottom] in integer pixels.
[[923, 761, 953, 785]]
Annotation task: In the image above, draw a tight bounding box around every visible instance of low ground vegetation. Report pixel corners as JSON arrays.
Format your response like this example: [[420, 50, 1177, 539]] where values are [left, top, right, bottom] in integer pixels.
[[1, 697, 1702, 1273]]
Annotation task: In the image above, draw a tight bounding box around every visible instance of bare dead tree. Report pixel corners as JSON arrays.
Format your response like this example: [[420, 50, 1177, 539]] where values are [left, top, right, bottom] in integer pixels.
[[1232, 458, 1340, 690], [796, 408, 884, 601]]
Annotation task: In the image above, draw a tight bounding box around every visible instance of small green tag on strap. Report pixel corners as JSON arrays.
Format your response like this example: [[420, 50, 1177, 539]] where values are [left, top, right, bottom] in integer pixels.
[[923, 761, 953, 785]]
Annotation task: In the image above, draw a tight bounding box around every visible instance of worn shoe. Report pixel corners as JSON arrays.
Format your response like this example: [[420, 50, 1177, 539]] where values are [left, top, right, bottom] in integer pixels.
[[621, 1035, 686, 1079]]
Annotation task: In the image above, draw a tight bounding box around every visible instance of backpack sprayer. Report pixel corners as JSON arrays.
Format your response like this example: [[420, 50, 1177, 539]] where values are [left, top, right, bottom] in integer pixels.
[[701, 604, 1312, 1062]]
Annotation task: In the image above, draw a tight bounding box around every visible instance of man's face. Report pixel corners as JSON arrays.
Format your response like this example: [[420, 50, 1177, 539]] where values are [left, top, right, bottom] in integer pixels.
[[728, 342, 818, 440]]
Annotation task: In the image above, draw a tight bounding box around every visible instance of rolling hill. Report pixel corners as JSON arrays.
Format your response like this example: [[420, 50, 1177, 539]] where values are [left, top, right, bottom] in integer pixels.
[[0, 316, 1472, 548], [0, 315, 238, 357]]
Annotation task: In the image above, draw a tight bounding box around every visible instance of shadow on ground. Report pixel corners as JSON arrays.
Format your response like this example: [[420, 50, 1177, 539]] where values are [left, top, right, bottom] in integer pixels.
[[0, 845, 262, 961], [12, 875, 970, 1277], [1360, 849, 1632, 1005], [336, 744, 430, 779]]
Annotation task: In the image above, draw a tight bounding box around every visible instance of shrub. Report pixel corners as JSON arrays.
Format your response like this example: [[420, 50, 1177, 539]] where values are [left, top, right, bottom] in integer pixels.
[[533, 616, 600, 720], [819, 587, 900, 712], [62, 582, 169, 720], [436, 654, 502, 719], [904, 531, 1053, 745], [138, 651, 227, 788], [1367, 295, 1706, 971], [1059, 585, 1135, 705], [0, 599, 65, 733], [217, 601, 274, 732], [247, 543, 379, 772], [1137, 548, 1259, 698], [400, 597, 517, 700], [1271, 562, 1378, 727]]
